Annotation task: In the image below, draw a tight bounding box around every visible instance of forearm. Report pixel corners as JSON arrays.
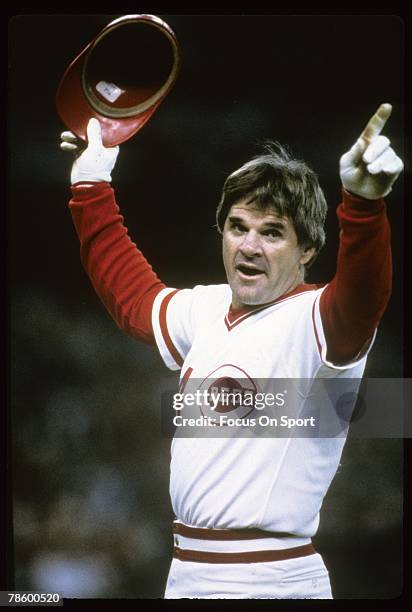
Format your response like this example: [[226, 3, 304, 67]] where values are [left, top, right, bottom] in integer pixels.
[[69, 182, 165, 345], [319, 188, 392, 364]]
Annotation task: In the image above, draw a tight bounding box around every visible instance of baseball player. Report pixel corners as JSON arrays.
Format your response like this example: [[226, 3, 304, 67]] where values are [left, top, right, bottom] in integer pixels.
[[60, 104, 403, 598]]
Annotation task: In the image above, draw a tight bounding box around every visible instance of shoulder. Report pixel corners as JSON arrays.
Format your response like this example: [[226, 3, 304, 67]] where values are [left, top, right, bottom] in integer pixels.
[[179, 283, 232, 318], [273, 284, 326, 312], [190, 283, 232, 302], [153, 283, 231, 317]]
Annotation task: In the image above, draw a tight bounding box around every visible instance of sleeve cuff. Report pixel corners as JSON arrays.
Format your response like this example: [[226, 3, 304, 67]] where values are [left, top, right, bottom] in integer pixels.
[[341, 187, 385, 216], [70, 182, 112, 201]]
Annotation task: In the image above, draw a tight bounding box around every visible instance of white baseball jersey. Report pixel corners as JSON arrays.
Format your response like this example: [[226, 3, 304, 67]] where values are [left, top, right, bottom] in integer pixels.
[[152, 283, 373, 537]]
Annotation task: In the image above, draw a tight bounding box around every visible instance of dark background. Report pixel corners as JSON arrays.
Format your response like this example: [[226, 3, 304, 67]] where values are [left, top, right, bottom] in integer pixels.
[[8, 14, 404, 599]]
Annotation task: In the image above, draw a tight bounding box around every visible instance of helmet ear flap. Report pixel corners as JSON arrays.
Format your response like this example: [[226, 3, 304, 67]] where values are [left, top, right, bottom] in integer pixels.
[[56, 14, 180, 147]]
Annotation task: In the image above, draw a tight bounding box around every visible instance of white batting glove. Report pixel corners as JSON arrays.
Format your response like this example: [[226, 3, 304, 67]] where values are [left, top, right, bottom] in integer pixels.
[[339, 103, 403, 200], [60, 118, 119, 185]]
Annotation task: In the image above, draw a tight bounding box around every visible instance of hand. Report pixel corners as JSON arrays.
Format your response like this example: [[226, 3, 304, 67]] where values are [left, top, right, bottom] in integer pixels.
[[339, 103, 403, 200], [60, 118, 119, 185]]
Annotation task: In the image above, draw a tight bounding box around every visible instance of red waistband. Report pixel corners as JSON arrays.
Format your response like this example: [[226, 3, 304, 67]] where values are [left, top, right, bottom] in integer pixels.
[[173, 543, 316, 564]]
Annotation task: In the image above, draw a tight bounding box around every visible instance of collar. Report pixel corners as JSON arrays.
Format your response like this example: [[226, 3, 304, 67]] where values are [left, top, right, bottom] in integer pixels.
[[225, 283, 320, 331]]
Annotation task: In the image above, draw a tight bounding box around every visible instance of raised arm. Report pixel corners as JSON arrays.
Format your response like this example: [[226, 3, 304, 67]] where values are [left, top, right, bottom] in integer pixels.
[[61, 119, 166, 345], [320, 104, 403, 364]]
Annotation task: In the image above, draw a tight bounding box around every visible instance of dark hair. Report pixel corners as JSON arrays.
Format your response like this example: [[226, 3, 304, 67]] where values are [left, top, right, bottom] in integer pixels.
[[216, 141, 327, 268]]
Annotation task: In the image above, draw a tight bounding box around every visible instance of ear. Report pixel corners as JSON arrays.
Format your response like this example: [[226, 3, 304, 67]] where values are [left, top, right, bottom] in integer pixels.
[[299, 246, 316, 266]]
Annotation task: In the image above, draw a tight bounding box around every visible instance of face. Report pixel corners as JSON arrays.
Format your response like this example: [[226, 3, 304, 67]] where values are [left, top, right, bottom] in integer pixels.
[[222, 200, 315, 309]]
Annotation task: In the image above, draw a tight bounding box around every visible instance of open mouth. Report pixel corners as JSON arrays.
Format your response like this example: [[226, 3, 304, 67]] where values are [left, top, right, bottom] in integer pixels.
[[236, 263, 265, 277]]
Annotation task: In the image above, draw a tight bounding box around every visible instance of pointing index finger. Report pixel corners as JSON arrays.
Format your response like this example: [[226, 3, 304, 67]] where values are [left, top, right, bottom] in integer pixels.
[[359, 103, 392, 145]]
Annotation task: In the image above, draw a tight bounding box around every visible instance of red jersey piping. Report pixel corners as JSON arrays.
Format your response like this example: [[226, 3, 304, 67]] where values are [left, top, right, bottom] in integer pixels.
[[159, 289, 184, 367]]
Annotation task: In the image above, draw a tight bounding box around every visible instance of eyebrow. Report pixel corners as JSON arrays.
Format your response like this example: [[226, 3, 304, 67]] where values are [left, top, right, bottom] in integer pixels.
[[228, 215, 287, 230]]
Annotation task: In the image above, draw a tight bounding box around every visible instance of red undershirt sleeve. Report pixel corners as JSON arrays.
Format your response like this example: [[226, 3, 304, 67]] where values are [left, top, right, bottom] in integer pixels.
[[69, 182, 166, 345], [319, 188, 392, 365]]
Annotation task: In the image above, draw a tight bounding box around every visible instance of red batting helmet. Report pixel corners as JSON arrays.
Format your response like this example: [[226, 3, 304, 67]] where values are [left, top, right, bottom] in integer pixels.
[[56, 14, 180, 146]]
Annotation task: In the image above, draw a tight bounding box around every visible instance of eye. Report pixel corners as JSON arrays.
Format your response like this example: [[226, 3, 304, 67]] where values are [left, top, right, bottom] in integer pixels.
[[231, 221, 247, 234], [263, 229, 281, 239]]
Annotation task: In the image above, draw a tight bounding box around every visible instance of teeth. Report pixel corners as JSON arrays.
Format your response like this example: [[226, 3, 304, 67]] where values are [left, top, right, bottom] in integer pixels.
[[237, 265, 262, 275]]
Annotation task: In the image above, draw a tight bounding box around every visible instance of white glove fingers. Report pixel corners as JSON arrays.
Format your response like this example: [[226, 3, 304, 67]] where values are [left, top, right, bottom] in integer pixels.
[[359, 103, 392, 145], [362, 136, 390, 164], [340, 103, 403, 199], [60, 141, 78, 152], [61, 131, 78, 142], [382, 156, 404, 176], [86, 118, 103, 148], [367, 148, 396, 175]]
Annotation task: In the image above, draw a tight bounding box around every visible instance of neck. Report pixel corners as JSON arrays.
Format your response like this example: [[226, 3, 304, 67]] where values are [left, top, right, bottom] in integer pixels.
[[282, 267, 306, 298], [230, 271, 307, 313]]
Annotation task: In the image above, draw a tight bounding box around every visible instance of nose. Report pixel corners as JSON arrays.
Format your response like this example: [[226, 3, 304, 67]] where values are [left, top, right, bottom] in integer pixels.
[[239, 231, 262, 258]]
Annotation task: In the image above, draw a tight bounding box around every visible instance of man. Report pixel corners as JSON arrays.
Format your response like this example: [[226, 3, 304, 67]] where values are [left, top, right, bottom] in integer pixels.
[[60, 104, 403, 598]]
